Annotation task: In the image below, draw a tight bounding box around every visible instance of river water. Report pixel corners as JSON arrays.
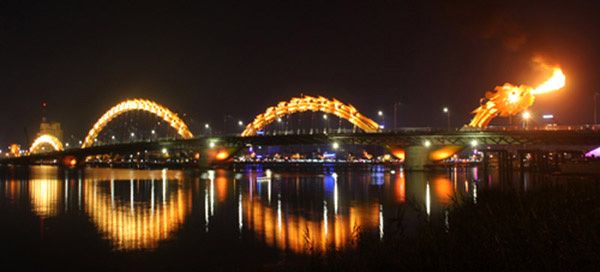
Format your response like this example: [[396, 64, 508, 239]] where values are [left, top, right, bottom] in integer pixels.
[[0, 165, 564, 270]]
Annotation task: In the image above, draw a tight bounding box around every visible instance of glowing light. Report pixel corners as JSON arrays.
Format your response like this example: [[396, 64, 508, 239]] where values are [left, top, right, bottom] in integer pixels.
[[423, 140, 431, 148], [205, 123, 210, 129], [378, 110, 383, 116], [215, 150, 230, 161], [389, 147, 405, 161], [81, 99, 193, 148], [470, 139, 478, 147], [332, 142, 340, 150], [241, 95, 379, 136], [323, 114, 328, 120], [161, 148, 168, 154], [443, 107, 448, 113], [543, 114, 554, 119], [522, 111, 531, 120], [429, 145, 463, 161], [238, 120, 243, 126], [531, 68, 566, 95], [468, 60, 566, 128], [30, 134, 64, 153]]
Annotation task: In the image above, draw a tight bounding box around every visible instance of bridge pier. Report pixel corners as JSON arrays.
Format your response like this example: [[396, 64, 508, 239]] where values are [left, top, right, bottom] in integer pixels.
[[404, 146, 431, 171]]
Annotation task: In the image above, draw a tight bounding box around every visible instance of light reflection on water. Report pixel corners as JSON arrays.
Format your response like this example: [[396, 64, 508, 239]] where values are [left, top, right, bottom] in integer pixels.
[[0, 165, 502, 253]]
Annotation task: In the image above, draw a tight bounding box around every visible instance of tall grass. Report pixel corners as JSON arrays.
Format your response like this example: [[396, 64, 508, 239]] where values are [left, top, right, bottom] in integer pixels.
[[271, 179, 600, 271]]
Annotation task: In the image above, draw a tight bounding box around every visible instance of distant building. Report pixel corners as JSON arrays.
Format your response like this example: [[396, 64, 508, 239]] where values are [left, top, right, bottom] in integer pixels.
[[38, 121, 63, 141]]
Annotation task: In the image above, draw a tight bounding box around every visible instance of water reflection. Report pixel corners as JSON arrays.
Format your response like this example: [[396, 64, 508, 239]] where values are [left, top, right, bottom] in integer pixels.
[[0, 165, 505, 253]]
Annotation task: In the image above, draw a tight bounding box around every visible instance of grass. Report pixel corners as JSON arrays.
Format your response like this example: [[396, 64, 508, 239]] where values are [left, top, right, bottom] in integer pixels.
[[271, 179, 600, 271]]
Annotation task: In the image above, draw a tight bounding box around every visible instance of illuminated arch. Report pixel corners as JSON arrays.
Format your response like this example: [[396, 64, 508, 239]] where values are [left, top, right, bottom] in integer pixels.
[[241, 95, 380, 136], [82, 99, 194, 148], [30, 134, 64, 153]]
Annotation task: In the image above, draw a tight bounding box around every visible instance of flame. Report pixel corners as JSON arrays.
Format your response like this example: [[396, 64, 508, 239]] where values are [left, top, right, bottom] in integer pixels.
[[531, 67, 566, 95]]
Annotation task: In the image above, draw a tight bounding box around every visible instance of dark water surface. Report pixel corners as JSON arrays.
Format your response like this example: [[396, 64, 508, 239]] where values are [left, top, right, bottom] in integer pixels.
[[0, 165, 577, 270]]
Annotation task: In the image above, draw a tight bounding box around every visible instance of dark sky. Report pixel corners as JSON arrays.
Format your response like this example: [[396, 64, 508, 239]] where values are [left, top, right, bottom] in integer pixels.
[[1, 0, 599, 145]]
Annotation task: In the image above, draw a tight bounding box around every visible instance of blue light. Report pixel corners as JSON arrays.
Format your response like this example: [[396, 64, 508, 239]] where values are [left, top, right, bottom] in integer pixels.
[[323, 152, 336, 158]]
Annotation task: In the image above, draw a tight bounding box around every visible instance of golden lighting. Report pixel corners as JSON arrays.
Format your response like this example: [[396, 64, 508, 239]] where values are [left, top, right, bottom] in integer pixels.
[[394, 171, 406, 203], [215, 150, 230, 161], [29, 179, 61, 218], [84, 176, 191, 251], [388, 147, 405, 161], [243, 196, 380, 253], [9, 144, 21, 156], [81, 99, 194, 148], [30, 134, 64, 153], [468, 60, 566, 128], [28, 166, 61, 218], [432, 176, 453, 205], [428, 145, 464, 161], [241, 95, 380, 136]]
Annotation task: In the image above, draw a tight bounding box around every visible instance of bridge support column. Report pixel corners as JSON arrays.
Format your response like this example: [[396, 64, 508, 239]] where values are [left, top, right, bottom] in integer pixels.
[[404, 146, 431, 171]]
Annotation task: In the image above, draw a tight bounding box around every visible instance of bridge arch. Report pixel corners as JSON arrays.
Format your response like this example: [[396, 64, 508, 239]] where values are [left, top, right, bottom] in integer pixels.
[[241, 95, 380, 136], [81, 99, 194, 148], [30, 134, 64, 153]]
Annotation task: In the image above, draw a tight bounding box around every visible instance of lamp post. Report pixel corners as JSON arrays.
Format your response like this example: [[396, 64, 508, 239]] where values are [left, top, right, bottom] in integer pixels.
[[594, 92, 599, 125], [522, 111, 531, 129], [378, 110, 384, 132], [443, 107, 450, 131], [393, 102, 402, 131]]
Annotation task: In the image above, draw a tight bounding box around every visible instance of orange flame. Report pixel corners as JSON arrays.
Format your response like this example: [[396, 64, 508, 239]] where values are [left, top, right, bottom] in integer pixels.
[[531, 67, 566, 95]]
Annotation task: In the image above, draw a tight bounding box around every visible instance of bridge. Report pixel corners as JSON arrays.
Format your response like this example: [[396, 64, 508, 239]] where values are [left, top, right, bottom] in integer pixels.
[[2, 94, 599, 170]]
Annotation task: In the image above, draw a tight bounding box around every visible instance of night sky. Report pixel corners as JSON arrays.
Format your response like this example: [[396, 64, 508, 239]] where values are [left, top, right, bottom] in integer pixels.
[[2, 0, 600, 145]]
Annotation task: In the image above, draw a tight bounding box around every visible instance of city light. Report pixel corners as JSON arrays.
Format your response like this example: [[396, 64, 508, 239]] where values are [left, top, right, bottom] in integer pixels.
[[543, 114, 554, 119], [323, 114, 328, 120], [522, 111, 531, 120], [204, 123, 210, 129], [161, 148, 168, 154], [151, 130, 156, 134], [130, 132, 135, 137], [111, 135, 116, 140], [332, 142, 340, 150], [470, 139, 478, 147], [378, 110, 383, 116], [209, 142, 216, 148], [276, 117, 282, 123], [424, 140, 431, 147], [443, 107, 448, 113], [238, 120, 243, 126]]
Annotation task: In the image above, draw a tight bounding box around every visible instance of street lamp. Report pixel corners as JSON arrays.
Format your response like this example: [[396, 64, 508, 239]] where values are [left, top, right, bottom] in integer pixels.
[[332, 142, 340, 150], [393, 101, 402, 130], [470, 139, 478, 148], [522, 111, 531, 129], [594, 92, 599, 125], [377, 110, 385, 131], [443, 107, 450, 131], [423, 140, 431, 148]]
